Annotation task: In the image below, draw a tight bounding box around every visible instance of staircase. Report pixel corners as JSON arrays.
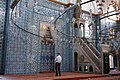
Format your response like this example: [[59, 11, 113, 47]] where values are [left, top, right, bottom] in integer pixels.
[[82, 38, 101, 58], [79, 38, 102, 73]]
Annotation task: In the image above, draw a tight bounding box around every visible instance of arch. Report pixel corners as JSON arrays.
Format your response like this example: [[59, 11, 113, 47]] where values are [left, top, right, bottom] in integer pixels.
[[109, 54, 114, 69], [79, 66, 82, 71], [84, 65, 88, 72], [40, 27, 55, 72], [79, 23, 85, 38], [74, 23, 78, 37], [109, 44, 117, 69], [89, 66, 93, 72], [74, 52, 78, 71]]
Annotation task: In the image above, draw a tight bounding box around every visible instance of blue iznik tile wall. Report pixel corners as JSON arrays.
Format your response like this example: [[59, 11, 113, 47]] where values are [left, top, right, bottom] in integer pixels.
[[54, 8, 74, 71], [3, 0, 74, 74]]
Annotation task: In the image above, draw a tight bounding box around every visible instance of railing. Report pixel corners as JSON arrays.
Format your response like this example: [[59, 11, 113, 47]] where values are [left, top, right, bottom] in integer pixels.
[[82, 38, 101, 58], [80, 46, 101, 72], [80, 38, 101, 71]]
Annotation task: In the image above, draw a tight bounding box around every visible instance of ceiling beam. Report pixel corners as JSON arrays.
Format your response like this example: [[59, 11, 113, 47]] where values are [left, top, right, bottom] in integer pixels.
[[48, 0, 73, 6]]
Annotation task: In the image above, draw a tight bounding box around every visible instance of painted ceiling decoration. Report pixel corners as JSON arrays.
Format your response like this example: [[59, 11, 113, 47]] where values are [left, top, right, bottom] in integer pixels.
[[96, 0, 105, 15], [106, 0, 120, 21], [81, 0, 120, 21]]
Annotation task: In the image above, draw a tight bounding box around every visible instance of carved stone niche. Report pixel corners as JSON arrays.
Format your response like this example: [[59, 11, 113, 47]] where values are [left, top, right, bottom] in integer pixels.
[[41, 27, 54, 44], [40, 26, 55, 72]]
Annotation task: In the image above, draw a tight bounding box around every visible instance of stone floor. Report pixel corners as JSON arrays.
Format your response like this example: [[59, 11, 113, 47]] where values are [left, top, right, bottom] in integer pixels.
[[0, 70, 120, 80], [0, 72, 103, 80]]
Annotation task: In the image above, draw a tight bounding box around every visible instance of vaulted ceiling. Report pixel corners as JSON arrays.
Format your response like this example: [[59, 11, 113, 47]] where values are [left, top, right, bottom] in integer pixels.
[[82, 0, 120, 15], [48, 0, 120, 15]]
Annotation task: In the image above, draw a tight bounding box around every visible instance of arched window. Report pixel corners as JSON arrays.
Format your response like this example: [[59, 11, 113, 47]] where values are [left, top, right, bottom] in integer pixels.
[[79, 23, 85, 38], [84, 65, 88, 72], [89, 66, 93, 72], [74, 23, 78, 37], [79, 66, 82, 71]]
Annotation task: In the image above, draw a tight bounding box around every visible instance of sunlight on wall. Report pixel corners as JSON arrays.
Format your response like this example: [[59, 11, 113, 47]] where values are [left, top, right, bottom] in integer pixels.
[[81, 0, 98, 14], [85, 22, 90, 38]]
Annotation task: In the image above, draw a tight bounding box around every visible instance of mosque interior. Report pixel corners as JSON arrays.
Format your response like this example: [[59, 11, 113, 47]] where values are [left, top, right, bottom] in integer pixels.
[[0, 0, 120, 74]]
